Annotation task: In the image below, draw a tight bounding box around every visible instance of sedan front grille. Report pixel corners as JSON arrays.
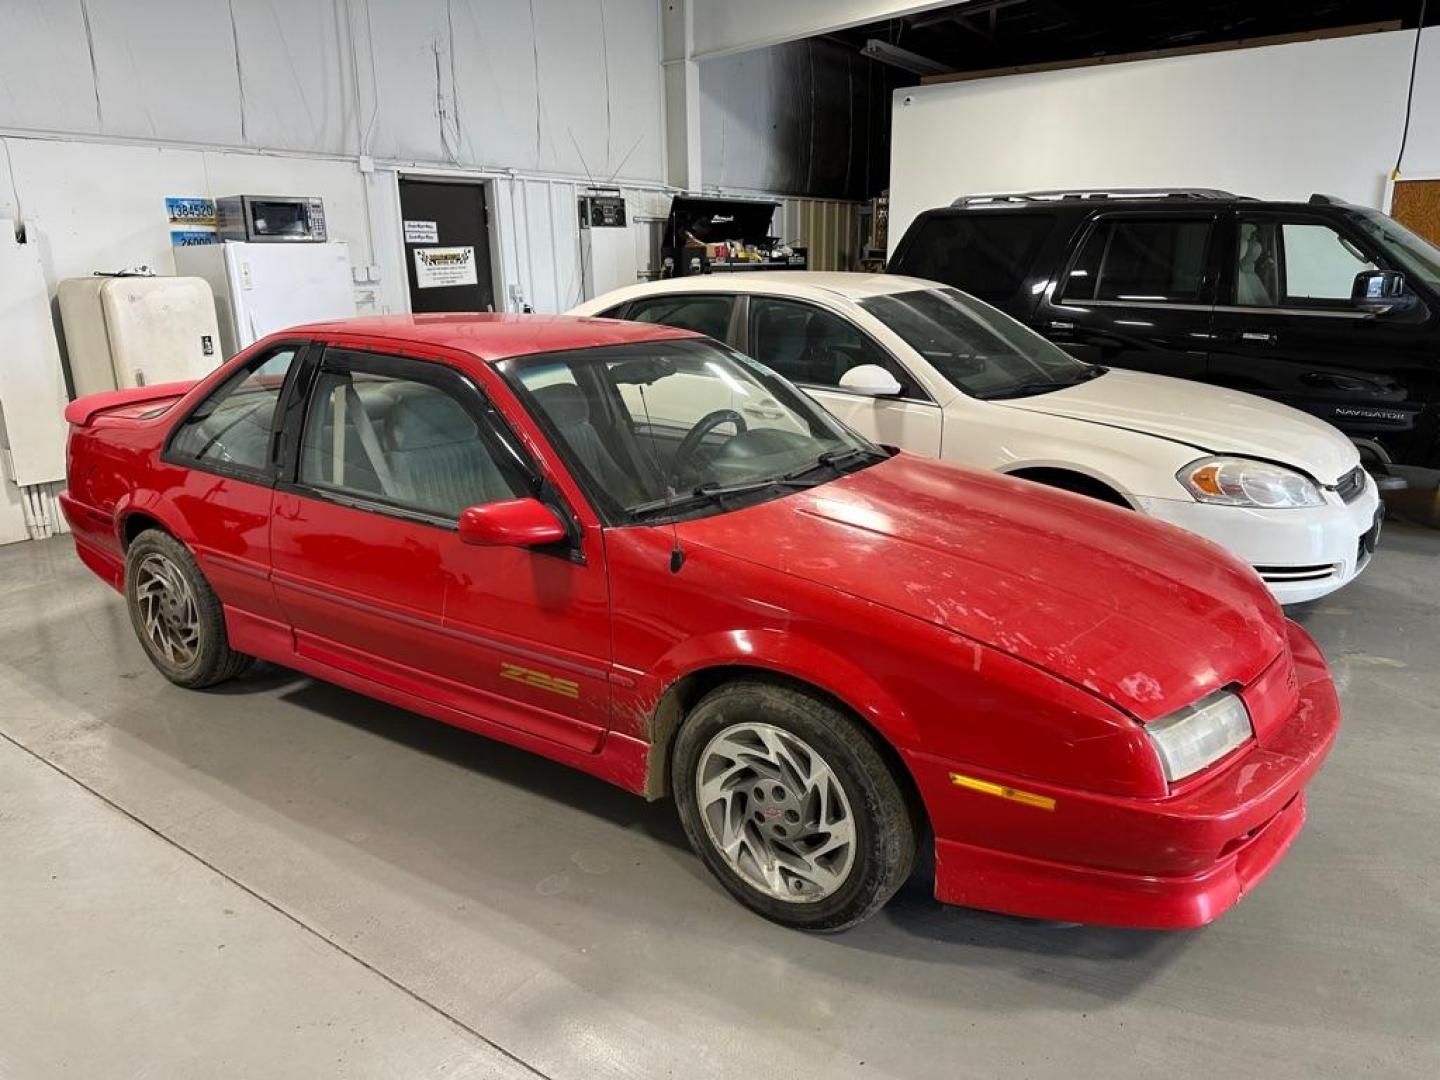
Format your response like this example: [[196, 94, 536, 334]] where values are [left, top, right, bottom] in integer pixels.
[[1333, 466, 1367, 504]]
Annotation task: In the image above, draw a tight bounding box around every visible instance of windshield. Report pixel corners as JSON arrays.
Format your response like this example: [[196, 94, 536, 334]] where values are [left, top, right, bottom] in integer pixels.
[[500, 338, 881, 522], [1345, 207, 1440, 293], [860, 287, 1102, 399]]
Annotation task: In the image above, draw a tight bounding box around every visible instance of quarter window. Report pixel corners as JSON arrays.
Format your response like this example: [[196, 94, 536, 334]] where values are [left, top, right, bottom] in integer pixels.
[[747, 297, 918, 396], [892, 213, 1054, 302], [1235, 219, 1377, 307], [169, 347, 297, 475], [626, 295, 734, 340], [1064, 218, 1213, 303], [298, 356, 521, 520]]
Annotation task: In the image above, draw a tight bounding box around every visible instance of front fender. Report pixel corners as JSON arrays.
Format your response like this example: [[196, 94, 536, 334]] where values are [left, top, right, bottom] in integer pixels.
[[642, 627, 920, 750]]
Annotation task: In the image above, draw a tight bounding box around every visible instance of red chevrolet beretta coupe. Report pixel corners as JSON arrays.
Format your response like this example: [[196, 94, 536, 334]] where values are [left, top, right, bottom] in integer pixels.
[[60, 314, 1339, 932]]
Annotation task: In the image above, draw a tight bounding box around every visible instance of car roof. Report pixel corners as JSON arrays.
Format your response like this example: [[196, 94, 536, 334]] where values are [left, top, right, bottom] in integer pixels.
[[289, 312, 701, 361], [599, 271, 940, 303]]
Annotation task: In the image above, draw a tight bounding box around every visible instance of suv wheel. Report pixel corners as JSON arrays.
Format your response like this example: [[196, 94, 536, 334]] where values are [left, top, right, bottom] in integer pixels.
[[124, 529, 254, 689], [673, 679, 917, 932]]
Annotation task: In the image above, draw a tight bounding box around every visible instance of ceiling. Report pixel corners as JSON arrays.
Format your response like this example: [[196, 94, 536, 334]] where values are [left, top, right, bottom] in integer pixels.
[[833, 0, 1435, 80]]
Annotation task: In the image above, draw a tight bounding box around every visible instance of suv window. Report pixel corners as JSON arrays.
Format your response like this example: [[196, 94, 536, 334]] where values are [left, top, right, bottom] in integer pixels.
[[1235, 218, 1377, 307], [892, 213, 1053, 302], [1064, 217, 1213, 303], [626, 295, 734, 340], [169, 347, 297, 475], [298, 353, 522, 520], [748, 297, 919, 397]]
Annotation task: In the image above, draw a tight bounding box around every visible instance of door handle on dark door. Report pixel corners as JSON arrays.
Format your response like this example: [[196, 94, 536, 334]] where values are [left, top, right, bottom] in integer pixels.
[[1240, 331, 1276, 343]]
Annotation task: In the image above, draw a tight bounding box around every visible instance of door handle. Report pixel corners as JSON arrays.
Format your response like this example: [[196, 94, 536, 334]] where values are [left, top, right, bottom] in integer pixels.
[[742, 400, 785, 421], [1048, 320, 1076, 331], [1240, 331, 1276, 343]]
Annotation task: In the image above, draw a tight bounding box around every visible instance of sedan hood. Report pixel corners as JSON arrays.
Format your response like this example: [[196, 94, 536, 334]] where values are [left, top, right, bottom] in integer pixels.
[[999, 369, 1360, 484], [677, 455, 1286, 720]]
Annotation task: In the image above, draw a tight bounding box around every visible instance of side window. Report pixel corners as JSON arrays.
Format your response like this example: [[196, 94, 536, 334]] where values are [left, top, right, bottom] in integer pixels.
[[169, 347, 297, 474], [748, 297, 919, 396], [892, 213, 1054, 302], [297, 355, 522, 520], [1064, 218, 1213, 303], [627, 295, 734, 340], [1283, 223, 1376, 301]]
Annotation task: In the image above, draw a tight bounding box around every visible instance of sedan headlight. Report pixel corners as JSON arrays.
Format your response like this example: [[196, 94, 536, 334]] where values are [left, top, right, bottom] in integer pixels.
[[1178, 456, 1325, 509], [1145, 690, 1254, 783]]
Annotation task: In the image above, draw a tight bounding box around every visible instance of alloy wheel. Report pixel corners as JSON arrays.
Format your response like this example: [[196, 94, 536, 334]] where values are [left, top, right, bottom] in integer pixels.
[[133, 553, 202, 668], [694, 722, 857, 903]]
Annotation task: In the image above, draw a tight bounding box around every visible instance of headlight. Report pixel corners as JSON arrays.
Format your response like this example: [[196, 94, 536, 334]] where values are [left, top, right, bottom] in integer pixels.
[[1178, 456, 1325, 509], [1145, 690, 1253, 783]]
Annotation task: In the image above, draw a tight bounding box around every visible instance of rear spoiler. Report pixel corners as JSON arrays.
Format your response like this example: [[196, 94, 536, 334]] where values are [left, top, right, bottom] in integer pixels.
[[64, 381, 198, 426]]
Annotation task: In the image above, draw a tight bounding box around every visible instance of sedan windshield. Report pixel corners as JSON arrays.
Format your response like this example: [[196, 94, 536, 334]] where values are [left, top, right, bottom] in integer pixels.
[[500, 339, 883, 522], [861, 287, 1103, 399], [1345, 207, 1440, 293]]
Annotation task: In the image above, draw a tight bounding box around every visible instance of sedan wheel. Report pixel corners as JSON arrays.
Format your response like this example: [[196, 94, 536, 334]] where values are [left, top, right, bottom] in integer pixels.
[[696, 722, 856, 903], [674, 679, 917, 932], [133, 552, 203, 667], [124, 529, 254, 689]]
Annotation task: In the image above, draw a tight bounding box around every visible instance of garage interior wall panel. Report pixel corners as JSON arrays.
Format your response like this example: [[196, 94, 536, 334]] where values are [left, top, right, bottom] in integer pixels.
[[888, 27, 1440, 250]]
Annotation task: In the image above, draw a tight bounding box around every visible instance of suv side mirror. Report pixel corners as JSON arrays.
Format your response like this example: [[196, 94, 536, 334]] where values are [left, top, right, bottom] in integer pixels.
[[458, 498, 567, 547], [1352, 269, 1410, 312], [839, 364, 904, 398]]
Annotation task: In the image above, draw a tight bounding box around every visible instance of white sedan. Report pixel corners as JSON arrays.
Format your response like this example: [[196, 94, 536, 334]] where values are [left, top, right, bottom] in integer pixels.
[[571, 272, 1382, 604]]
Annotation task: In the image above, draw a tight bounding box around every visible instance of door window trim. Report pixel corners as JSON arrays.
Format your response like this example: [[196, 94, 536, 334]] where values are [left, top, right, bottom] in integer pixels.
[[161, 340, 314, 486], [1228, 211, 1384, 311], [1056, 211, 1220, 307], [744, 295, 934, 405], [280, 345, 579, 547]]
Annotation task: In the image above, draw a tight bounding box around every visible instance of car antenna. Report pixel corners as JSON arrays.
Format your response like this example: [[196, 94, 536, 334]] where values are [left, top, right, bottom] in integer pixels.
[[637, 380, 685, 573]]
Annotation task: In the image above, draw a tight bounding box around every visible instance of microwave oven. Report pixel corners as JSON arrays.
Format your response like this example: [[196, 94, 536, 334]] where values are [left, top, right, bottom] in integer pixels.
[[215, 195, 328, 243]]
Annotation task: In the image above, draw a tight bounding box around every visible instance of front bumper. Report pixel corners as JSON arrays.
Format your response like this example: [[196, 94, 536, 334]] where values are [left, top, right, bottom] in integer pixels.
[[1134, 476, 1382, 605], [909, 622, 1339, 929]]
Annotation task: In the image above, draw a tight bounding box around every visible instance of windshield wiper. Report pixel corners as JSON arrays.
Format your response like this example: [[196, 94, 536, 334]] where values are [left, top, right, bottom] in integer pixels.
[[980, 365, 1107, 400], [627, 476, 830, 520], [782, 446, 890, 482]]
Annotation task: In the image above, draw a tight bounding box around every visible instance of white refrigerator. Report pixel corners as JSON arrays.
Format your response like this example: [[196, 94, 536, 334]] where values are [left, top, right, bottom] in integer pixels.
[[174, 241, 356, 359]]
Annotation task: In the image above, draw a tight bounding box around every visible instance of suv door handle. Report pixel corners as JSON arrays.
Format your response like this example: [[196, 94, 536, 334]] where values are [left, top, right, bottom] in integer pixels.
[[1241, 331, 1276, 343]]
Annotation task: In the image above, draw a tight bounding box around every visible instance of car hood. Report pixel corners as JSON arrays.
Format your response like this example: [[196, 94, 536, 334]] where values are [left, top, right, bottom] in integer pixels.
[[998, 369, 1360, 484], [677, 454, 1286, 720]]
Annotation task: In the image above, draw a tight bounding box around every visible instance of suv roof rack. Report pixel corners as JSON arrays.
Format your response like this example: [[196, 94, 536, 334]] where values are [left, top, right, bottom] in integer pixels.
[[951, 188, 1243, 206]]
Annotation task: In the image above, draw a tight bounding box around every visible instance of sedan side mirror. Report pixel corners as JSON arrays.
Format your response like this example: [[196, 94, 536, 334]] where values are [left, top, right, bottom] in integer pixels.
[[1352, 269, 1410, 313], [838, 364, 904, 398], [458, 498, 567, 547]]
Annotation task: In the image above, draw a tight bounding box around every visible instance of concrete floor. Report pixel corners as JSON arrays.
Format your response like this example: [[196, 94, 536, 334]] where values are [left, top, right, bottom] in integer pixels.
[[1, 529, 1437, 1080]]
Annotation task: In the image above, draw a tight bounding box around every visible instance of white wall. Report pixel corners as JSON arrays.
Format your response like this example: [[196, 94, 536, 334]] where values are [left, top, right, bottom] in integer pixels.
[[0, 0, 665, 182], [0, 0, 669, 318], [888, 27, 1440, 251]]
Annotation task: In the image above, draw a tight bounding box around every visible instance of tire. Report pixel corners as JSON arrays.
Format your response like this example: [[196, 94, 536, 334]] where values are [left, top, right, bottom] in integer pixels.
[[672, 678, 917, 932], [124, 529, 254, 689]]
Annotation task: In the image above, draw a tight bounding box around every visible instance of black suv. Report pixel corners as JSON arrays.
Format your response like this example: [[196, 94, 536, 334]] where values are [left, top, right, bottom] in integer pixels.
[[889, 189, 1440, 483]]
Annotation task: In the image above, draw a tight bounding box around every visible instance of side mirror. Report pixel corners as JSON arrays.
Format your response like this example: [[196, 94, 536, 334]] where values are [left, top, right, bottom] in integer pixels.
[[458, 498, 567, 548], [838, 363, 904, 398], [1352, 269, 1409, 312]]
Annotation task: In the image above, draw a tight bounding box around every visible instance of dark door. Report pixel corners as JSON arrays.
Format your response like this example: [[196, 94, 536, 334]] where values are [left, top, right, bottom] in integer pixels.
[[398, 178, 496, 313], [1207, 210, 1438, 465], [1038, 212, 1219, 379]]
